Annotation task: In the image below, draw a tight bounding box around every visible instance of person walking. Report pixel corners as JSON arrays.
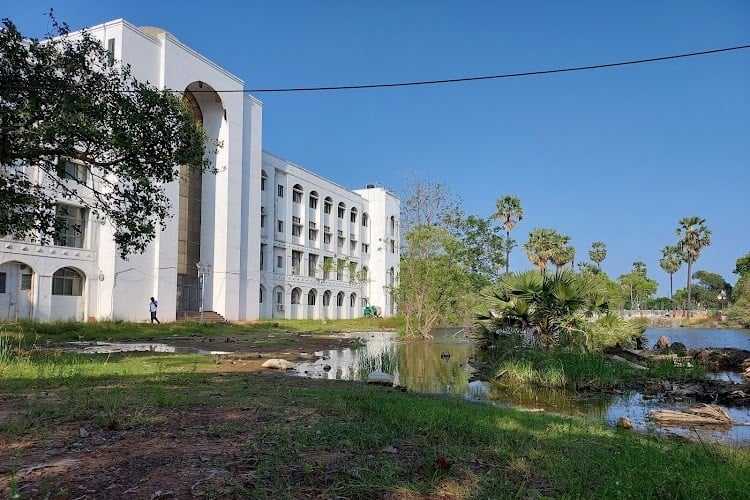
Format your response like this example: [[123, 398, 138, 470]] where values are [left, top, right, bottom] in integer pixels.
[[149, 297, 160, 324]]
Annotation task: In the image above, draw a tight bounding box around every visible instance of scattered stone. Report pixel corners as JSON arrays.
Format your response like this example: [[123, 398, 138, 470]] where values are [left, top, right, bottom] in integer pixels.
[[261, 359, 296, 370], [365, 371, 394, 386], [669, 342, 687, 355], [79, 427, 89, 438], [616, 416, 633, 429], [382, 445, 398, 453], [655, 335, 670, 350]]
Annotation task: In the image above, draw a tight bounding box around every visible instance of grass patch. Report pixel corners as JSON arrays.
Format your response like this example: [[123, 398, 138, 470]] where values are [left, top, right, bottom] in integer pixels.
[[0, 355, 748, 498], [0, 316, 403, 345]]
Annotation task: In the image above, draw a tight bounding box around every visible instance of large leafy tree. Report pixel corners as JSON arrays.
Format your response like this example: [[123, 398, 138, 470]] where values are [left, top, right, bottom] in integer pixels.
[[400, 176, 461, 233], [588, 241, 607, 270], [0, 16, 210, 257], [493, 195, 523, 273], [676, 216, 711, 319], [727, 252, 750, 327], [659, 245, 681, 312], [393, 225, 472, 338], [690, 270, 731, 309], [451, 214, 505, 290], [617, 262, 657, 311]]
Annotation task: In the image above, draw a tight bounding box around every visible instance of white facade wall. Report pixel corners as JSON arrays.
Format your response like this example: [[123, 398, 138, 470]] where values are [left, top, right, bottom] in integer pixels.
[[259, 153, 399, 319], [0, 19, 399, 323]]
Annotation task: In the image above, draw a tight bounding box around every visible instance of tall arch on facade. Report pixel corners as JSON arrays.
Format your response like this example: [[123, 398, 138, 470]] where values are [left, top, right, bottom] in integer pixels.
[[176, 83, 223, 315]]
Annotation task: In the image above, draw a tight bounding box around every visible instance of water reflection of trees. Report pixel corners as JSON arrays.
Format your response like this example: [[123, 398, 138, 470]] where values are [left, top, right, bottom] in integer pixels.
[[396, 341, 475, 395], [488, 381, 613, 417]]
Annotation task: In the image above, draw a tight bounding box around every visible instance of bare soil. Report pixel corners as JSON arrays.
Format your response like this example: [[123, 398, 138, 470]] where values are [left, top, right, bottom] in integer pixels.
[[0, 333, 373, 499]]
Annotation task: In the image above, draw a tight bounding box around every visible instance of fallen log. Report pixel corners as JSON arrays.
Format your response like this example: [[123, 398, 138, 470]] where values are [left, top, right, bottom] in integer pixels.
[[650, 404, 732, 427]]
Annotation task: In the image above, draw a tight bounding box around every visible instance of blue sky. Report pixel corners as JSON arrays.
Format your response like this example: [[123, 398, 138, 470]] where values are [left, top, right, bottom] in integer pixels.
[[5, 1, 749, 296]]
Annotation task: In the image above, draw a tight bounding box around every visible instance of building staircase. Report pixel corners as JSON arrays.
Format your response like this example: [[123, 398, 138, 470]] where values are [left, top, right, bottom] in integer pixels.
[[176, 310, 228, 323]]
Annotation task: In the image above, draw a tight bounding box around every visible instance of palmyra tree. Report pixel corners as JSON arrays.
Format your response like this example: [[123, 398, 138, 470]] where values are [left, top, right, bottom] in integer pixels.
[[494, 195, 523, 273]]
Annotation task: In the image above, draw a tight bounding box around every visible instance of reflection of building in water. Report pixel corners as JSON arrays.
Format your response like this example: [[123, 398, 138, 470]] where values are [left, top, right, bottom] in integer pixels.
[[295, 333, 399, 382]]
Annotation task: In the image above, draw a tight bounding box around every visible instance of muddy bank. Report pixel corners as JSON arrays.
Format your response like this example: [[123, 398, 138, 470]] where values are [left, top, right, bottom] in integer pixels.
[[607, 346, 750, 407]]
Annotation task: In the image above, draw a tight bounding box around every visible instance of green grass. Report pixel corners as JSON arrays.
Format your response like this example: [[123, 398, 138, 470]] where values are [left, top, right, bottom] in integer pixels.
[[0, 350, 748, 498], [0, 316, 403, 344], [484, 336, 705, 390]]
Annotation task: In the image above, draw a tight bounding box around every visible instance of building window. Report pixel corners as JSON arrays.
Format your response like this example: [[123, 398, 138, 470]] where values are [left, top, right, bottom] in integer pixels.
[[55, 204, 86, 248], [277, 185, 284, 197], [292, 224, 302, 237], [52, 267, 83, 296], [350, 209, 357, 223], [349, 262, 357, 283], [58, 160, 88, 183], [337, 292, 344, 307], [323, 228, 332, 245], [337, 202, 345, 218], [307, 290, 317, 306], [259, 286, 264, 303], [324, 197, 332, 214], [261, 171, 267, 191], [361, 267, 369, 282], [0, 272, 6, 293], [293, 184, 303, 203], [350, 240, 357, 252], [350, 293, 357, 307], [277, 220, 284, 233], [362, 213, 369, 227], [260, 206, 266, 228], [21, 274, 31, 290], [291, 288, 301, 305], [292, 251, 302, 275], [308, 254, 319, 277], [391, 239, 396, 253], [106, 38, 115, 66], [309, 228, 318, 241], [362, 243, 369, 253], [260, 244, 266, 270], [309, 191, 319, 209], [277, 255, 283, 269], [323, 257, 333, 279], [336, 260, 344, 280], [276, 290, 283, 304], [323, 291, 331, 306], [390, 216, 396, 235]]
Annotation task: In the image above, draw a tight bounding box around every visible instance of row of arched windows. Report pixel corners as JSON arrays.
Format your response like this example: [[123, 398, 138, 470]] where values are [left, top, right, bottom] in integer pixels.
[[259, 286, 357, 307], [261, 171, 370, 227]]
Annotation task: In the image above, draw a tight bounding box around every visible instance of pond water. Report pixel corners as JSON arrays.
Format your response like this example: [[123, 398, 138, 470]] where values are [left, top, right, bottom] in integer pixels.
[[293, 328, 750, 447], [644, 327, 750, 350], [64, 328, 750, 446]]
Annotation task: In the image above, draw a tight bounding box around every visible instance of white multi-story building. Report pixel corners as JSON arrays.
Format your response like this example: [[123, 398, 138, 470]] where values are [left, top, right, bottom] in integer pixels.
[[0, 19, 399, 323]]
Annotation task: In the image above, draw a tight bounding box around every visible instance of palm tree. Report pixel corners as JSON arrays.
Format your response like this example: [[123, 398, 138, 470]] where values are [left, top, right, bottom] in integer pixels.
[[676, 217, 711, 319], [494, 195, 523, 273], [523, 228, 560, 273], [551, 244, 576, 270], [659, 245, 681, 314], [588, 241, 607, 270]]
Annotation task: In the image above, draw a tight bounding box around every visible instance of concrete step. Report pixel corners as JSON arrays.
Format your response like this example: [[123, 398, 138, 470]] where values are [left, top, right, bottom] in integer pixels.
[[176, 310, 228, 323]]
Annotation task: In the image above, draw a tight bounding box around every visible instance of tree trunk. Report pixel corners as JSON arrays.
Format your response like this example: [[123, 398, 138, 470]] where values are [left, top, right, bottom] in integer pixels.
[[505, 230, 510, 274], [688, 260, 693, 323], [669, 272, 674, 315]]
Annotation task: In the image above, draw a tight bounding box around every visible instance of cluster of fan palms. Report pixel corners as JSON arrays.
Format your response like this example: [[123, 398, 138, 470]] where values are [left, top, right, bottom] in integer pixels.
[[476, 269, 618, 350]]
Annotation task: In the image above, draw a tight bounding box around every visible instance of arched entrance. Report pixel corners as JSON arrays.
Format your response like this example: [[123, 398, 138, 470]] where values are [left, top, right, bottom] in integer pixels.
[[0, 260, 35, 321], [176, 82, 223, 316]]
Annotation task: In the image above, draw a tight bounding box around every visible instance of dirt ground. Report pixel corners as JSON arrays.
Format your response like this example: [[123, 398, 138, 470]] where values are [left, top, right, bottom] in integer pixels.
[[0, 333, 371, 499]]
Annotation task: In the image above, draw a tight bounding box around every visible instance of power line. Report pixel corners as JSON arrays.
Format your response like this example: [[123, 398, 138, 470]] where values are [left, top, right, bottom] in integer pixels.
[[245, 44, 750, 93]]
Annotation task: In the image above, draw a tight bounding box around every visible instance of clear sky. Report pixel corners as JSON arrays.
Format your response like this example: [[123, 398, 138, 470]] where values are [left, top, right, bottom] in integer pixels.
[[5, 1, 749, 296]]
